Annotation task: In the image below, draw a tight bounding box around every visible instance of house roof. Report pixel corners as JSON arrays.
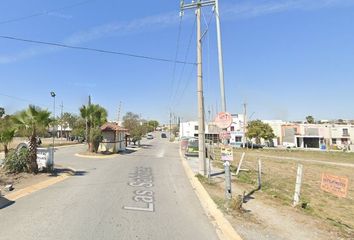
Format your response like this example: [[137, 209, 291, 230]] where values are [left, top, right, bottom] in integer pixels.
[[100, 122, 128, 132]]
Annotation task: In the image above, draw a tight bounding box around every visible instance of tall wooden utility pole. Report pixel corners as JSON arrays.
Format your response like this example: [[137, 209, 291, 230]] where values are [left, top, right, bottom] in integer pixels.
[[181, 0, 213, 176]]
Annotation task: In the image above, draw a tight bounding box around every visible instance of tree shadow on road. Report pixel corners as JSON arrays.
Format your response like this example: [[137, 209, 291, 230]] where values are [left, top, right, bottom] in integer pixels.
[[52, 168, 88, 177], [0, 196, 14, 209]]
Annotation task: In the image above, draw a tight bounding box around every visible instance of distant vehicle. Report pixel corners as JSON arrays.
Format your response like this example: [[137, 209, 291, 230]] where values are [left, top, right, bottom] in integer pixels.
[[161, 133, 167, 138], [147, 134, 154, 139], [241, 142, 263, 149]]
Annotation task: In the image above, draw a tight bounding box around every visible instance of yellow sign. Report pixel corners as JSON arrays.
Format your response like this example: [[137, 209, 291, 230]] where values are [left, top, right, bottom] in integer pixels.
[[220, 145, 233, 161], [320, 173, 349, 198]]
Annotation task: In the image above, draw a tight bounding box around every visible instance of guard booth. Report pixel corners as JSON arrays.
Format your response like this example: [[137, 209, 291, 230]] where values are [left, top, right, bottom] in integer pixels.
[[98, 122, 128, 153]]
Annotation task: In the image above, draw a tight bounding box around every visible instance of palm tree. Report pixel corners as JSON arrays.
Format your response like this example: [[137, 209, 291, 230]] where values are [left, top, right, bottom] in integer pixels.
[[0, 116, 15, 157], [79, 104, 107, 152], [13, 105, 51, 174]]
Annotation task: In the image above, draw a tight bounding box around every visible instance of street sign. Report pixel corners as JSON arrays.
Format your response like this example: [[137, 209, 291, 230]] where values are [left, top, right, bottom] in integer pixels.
[[220, 145, 233, 161], [219, 131, 231, 140], [214, 112, 232, 129]]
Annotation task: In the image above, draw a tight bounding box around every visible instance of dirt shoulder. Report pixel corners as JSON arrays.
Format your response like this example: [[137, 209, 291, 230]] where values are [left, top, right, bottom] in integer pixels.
[[201, 176, 351, 240]]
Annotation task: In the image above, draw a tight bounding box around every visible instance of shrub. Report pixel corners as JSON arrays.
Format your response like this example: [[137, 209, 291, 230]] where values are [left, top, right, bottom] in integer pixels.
[[90, 127, 103, 153], [3, 148, 29, 173]]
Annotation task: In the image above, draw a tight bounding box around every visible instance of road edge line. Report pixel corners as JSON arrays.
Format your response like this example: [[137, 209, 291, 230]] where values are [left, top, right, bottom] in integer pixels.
[[179, 149, 243, 240]]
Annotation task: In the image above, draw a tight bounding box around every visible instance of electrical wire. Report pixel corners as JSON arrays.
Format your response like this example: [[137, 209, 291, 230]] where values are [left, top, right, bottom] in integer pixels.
[[0, 0, 96, 25], [169, 15, 183, 104], [0, 35, 196, 65], [170, 15, 197, 107]]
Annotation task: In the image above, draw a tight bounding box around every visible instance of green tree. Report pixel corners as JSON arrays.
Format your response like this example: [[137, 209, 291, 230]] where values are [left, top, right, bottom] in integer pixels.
[[0, 115, 15, 157], [122, 112, 142, 145], [246, 120, 275, 144], [71, 117, 86, 139], [306, 115, 315, 124], [13, 105, 52, 174], [148, 120, 159, 131], [79, 104, 107, 152]]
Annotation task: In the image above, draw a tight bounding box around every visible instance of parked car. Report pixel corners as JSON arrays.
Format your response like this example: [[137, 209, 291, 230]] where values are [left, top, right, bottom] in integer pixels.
[[161, 133, 167, 138], [147, 134, 154, 139]]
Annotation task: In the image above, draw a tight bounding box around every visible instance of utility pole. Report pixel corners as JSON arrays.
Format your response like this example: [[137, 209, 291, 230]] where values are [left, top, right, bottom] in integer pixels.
[[243, 102, 247, 147], [181, 0, 214, 176], [169, 112, 172, 140], [215, 0, 226, 112], [117, 101, 122, 125]]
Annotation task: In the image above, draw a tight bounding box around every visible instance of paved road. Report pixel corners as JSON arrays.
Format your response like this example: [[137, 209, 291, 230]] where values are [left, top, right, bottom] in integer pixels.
[[0, 135, 219, 240]]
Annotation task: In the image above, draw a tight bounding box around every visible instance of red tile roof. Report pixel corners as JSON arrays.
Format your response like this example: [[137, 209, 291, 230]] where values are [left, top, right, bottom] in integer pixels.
[[100, 122, 128, 132]]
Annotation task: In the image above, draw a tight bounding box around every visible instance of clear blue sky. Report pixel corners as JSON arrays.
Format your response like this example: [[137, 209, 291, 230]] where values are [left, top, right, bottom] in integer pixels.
[[1, 0, 353, 124]]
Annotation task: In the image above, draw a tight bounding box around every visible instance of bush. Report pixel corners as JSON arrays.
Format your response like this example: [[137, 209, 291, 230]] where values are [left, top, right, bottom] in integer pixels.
[[3, 149, 29, 173], [90, 128, 103, 153]]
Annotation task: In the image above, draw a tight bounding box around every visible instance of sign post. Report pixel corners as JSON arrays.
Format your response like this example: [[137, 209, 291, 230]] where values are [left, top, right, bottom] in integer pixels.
[[215, 112, 233, 200]]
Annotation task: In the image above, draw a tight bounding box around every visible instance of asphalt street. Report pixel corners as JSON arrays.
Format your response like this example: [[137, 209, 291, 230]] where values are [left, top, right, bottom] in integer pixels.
[[0, 135, 219, 240]]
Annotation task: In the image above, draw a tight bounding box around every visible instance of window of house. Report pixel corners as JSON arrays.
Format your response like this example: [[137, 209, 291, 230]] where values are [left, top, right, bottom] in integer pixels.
[[332, 138, 337, 144], [194, 126, 198, 131], [235, 136, 242, 142], [343, 129, 349, 136], [230, 126, 235, 132]]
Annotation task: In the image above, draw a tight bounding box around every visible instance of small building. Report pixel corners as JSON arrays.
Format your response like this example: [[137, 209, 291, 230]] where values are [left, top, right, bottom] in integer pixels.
[[98, 122, 128, 153]]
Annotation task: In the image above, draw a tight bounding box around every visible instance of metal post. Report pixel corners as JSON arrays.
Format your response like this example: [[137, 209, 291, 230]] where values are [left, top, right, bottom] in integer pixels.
[[50, 91, 56, 172], [243, 103, 247, 147], [224, 160, 232, 199], [196, 2, 206, 176]]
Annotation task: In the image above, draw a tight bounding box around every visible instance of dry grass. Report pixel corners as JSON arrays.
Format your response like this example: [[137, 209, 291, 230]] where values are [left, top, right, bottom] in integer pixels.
[[210, 147, 354, 236]]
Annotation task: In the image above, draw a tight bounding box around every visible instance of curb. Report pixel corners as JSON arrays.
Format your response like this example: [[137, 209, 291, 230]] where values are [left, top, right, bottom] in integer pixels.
[[179, 149, 243, 240], [74, 153, 117, 159], [3, 167, 76, 202]]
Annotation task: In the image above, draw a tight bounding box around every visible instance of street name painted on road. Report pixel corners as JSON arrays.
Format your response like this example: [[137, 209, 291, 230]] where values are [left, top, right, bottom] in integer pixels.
[[123, 167, 155, 212]]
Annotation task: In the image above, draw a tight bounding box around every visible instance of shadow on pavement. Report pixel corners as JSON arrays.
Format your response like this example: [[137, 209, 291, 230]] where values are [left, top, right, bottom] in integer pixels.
[[0, 196, 15, 209], [140, 144, 152, 149], [121, 149, 137, 155], [53, 168, 88, 177]]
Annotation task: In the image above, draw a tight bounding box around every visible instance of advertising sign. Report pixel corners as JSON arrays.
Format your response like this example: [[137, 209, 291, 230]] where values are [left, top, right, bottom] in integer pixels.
[[214, 112, 232, 129], [220, 145, 233, 161], [219, 131, 231, 140], [320, 173, 349, 198]]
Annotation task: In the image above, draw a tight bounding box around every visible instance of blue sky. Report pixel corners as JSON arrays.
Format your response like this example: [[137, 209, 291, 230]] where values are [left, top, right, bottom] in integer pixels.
[[0, 0, 353, 124]]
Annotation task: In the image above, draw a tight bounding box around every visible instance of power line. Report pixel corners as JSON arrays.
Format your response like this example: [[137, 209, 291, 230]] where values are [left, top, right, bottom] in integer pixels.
[[0, 0, 96, 25], [170, 15, 197, 107], [169, 15, 183, 105], [0, 35, 196, 65]]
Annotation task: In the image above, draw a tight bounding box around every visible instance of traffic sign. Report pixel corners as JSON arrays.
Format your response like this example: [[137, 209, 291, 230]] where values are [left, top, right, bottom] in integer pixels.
[[219, 131, 231, 140], [214, 112, 232, 129]]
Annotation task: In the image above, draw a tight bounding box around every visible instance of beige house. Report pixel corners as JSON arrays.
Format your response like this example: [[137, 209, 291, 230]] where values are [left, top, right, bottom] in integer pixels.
[[98, 122, 128, 153]]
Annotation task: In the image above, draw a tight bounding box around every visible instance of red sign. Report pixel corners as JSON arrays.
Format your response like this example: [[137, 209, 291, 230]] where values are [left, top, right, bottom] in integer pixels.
[[214, 112, 232, 129], [219, 131, 231, 140], [320, 173, 349, 198]]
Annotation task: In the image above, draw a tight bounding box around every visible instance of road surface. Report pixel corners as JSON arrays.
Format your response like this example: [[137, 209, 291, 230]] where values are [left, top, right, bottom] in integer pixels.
[[0, 135, 219, 240]]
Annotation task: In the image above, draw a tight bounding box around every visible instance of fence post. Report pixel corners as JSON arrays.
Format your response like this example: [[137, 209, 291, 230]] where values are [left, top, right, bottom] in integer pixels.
[[293, 164, 303, 206], [236, 152, 245, 176], [257, 159, 262, 190]]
